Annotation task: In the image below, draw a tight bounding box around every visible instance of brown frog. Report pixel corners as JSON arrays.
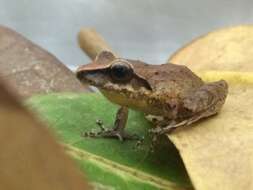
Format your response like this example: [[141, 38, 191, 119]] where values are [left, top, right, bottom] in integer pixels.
[[76, 51, 228, 141]]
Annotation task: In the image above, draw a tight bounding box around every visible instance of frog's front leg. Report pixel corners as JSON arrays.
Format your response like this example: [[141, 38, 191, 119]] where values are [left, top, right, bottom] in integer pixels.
[[83, 106, 139, 141], [151, 80, 228, 135]]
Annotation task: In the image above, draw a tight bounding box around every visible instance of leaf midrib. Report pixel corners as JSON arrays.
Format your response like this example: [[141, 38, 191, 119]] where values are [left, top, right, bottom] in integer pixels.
[[64, 144, 190, 190]]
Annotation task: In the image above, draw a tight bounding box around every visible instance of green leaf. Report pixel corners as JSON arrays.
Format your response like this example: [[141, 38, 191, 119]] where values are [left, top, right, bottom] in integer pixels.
[[27, 93, 191, 190]]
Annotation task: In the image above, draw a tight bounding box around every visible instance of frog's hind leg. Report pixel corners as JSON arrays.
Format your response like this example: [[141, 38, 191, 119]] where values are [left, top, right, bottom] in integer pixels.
[[151, 80, 228, 135], [82, 106, 140, 141], [150, 111, 216, 135]]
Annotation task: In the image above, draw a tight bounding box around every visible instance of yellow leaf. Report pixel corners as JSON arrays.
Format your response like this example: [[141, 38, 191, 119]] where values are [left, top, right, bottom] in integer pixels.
[[168, 25, 253, 190], [170, 25, 253, 72]]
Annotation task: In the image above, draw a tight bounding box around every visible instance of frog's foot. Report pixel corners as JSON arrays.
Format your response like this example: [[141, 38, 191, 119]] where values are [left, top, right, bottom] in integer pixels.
[[149, 126, 174, 136], [82, 119, 140, 141], [148, 120, 179, 136], [148, 122, 184, 149], [149, 115, 206, 136]]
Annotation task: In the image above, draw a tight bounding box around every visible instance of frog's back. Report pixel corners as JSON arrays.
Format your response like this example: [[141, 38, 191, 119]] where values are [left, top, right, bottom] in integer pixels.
[[129, 60, 204, 98]]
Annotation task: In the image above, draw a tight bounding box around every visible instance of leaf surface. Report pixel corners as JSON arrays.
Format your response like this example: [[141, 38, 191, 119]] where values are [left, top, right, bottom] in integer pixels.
[[27, 93, 191, 190], [169, 25, 253, 190]]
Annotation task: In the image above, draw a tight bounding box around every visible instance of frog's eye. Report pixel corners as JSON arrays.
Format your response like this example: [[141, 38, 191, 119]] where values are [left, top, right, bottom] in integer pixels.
[[110, 62, 134, 82]]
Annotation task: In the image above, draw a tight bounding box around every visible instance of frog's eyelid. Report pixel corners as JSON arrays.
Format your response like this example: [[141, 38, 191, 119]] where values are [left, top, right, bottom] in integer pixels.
[[110, 59, 134, 69], [95, 51, 116, 64], [76, 63, 110, 72]]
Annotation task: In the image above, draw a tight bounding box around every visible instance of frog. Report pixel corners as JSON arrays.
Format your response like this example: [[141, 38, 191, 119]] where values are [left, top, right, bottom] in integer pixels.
[[76, 51, 228, 141]]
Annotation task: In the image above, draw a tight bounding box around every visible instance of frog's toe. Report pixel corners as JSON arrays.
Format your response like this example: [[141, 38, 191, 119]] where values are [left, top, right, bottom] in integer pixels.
[[81, 127, 140, 141], [82, 117, 141, 141], [98, 130, 139, 141], [149, 125, 176, 136], [95, 119, 107, 131], [148, 127, 164, 135]]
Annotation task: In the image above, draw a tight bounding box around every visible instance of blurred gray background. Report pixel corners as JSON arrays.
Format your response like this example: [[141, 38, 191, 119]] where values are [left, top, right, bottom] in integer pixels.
[[0, 0, 252, 70]]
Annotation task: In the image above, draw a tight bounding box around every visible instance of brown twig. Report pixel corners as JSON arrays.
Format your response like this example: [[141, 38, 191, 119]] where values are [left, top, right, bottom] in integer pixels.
[[78, 28, 117, 60]]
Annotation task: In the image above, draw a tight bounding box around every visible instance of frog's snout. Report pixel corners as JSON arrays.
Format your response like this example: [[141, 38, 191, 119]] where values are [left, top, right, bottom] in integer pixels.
[[76, 70, 91, 84], [76, 70, 83, 81]]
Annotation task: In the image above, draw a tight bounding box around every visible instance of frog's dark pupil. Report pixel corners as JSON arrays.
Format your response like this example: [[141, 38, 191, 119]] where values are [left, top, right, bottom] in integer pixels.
[[113, 65, 127, 77], [110, 64, 133, 82]]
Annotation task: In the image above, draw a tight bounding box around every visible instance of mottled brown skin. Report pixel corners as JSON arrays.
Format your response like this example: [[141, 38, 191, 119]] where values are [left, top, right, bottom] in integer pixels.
[[76, 51, 228, 140]]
